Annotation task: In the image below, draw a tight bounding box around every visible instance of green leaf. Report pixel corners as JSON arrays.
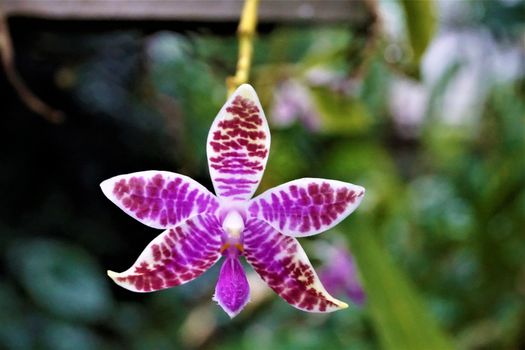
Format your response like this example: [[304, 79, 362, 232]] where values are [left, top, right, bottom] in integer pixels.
[[7, 239, 112, 323], [347, 224, 455, 350], [41, 320, 103, 350], [400, 0, 437, 69]]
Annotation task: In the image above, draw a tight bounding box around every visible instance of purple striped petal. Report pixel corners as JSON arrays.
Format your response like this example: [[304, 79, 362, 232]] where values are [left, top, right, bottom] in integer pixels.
[[107, 214, 223, 292], [213, 255, 250, 318], [243, 219, 348, 312], [101, 171, 219, 229], [248, 178, 365, 237], [207, 84, 270, 202]]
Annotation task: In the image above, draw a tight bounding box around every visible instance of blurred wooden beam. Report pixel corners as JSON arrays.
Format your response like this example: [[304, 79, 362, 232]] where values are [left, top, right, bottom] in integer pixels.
[[2, 0, 366, 23]]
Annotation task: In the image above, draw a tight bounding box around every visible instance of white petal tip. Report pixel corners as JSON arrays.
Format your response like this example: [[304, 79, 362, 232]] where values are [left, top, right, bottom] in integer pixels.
[[354, 185, 366, 202], [351, 183, 365, 194], [107, 270, 119, 279], [337, 301, 349, 309], [100, 178, 113, 198], [225, 310, 240, 319], [213, 295, 250, 319], [234, 83, 257, 98]]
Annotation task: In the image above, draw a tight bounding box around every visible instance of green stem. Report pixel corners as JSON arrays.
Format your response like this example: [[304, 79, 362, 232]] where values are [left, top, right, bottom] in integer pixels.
[[226, 0, 260, 96]]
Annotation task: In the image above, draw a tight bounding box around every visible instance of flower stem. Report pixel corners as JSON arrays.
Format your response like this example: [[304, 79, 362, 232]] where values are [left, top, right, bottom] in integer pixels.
[[226, 0, 260, 96]]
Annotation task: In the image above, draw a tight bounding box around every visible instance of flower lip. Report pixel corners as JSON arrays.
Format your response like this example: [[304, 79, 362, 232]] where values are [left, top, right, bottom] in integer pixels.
[[213, 255, 250, 318]]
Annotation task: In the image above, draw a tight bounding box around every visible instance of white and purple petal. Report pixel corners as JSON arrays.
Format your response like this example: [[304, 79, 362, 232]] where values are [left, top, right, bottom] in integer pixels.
[[101, 171, 219, 229], [213, 255, 250, 318], [248, 178, 365, 237], [207, 84, 270, 202], [107, 214, 223, 292], [243, 218, 347, 312]]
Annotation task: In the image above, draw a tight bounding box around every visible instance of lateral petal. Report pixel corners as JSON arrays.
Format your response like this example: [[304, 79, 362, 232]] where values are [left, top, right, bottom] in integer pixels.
[[248, 178, 365, 237], [243, 218, 347, 312], [107, 214, 223, 292], [101, 171, 219, 229], [207, 84, 270, 202], [213, 255, 250, 318]]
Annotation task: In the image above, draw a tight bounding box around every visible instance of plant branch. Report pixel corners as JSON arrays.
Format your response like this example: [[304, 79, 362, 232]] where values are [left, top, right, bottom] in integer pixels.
[[226, 0, 259, 96], [0, 8, 64, 123]]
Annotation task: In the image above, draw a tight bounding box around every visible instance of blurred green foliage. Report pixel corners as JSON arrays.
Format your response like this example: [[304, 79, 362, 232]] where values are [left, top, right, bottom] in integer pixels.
[[1, 1, 524, 349], [399, 0, 437, 72]]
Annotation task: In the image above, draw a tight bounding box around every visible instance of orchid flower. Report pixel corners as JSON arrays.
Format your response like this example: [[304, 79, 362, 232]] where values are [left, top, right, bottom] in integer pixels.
[[101, 84, 365, 318]]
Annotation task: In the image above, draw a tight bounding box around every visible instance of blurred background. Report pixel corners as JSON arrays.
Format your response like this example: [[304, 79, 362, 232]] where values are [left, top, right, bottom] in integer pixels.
[[0, 0, 524, 349]]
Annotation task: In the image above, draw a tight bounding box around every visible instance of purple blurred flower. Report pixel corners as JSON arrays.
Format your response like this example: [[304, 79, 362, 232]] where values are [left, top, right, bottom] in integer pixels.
[[389, 77, 428, 138], [271, 79, 322, 131], [318, 244, 366, 306]]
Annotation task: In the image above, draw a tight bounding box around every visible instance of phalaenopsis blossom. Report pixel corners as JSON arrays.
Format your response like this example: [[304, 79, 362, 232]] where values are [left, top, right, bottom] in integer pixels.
[[101, 84, 365, 317]]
